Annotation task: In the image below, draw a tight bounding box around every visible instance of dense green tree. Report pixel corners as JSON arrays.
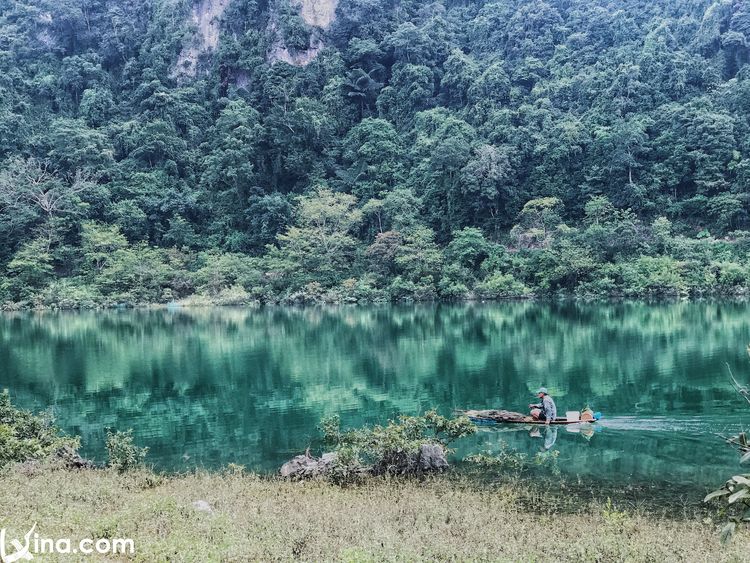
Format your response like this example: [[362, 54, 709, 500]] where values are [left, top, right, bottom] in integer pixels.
[[200, 99, 264, 236], [339, 118, 404, 200], [80, 221, 128, 274], [268, 188, 363, 289], [2, 238, 54, 301], [1, 0, 750, 306], [245, 192, 294, 251]]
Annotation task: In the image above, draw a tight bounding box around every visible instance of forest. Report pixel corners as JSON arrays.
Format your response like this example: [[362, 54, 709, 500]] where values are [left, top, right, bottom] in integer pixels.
[[1, 0, 750, 307]]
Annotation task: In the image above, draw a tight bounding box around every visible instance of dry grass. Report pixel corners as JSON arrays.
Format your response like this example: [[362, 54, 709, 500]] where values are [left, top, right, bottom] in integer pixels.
[[1, 466, 748, 562]]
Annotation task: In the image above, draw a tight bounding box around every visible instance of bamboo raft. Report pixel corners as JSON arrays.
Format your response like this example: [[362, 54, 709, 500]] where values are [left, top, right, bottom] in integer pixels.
[[460, 409, 598, 426]]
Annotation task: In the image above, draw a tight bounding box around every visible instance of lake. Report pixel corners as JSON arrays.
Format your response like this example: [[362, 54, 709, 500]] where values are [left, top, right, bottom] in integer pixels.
[[1, 302, 748, 490]]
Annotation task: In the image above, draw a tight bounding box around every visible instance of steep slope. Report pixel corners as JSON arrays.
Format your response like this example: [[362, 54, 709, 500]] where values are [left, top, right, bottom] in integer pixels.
[[174, 0, 339, 75], [297, 0, 338, 28], [269, 0, 340, 66], [173, 0, 231, 78]]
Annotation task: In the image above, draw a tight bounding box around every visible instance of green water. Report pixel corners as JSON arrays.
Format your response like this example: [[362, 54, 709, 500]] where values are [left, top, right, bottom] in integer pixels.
[[1, 302, 748, 488]]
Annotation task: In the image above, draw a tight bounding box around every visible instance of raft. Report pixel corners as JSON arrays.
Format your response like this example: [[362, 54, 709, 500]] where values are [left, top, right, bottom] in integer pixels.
[[460, 409, 598, 426]]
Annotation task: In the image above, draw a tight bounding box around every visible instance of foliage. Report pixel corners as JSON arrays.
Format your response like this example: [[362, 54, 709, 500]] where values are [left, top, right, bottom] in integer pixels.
[[464, 446, 528, 476], [1, 0, 750, 306], [476, 272, 531, 299], [0, 390, 78, 468], [465, 444, 561, 477], [705, 473, 750, 544], [705, 359, 750, 543], [105, 429, 148, 473], [320, 411, 475, 480]]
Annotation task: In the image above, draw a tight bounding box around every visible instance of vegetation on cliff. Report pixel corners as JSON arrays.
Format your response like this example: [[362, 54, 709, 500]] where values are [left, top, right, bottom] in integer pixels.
[[1, 0, 750, 306]]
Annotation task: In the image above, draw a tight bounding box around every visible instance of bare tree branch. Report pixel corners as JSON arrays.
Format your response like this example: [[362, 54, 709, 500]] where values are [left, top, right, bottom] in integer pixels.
[[727, 361, 750, 407]]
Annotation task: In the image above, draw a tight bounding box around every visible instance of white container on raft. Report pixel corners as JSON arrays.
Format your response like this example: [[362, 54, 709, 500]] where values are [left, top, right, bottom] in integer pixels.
[[566, 411, 580, 422]]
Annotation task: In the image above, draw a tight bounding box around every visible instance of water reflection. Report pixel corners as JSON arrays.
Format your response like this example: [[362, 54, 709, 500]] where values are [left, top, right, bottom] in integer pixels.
[[0, 302, 748, 486]]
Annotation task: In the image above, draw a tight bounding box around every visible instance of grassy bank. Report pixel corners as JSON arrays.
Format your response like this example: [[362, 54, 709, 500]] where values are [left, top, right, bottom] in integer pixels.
[[2, 466, 749, 562]]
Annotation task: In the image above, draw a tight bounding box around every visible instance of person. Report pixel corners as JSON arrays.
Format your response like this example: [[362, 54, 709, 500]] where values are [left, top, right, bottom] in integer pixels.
[[529, 387, 557, 424]]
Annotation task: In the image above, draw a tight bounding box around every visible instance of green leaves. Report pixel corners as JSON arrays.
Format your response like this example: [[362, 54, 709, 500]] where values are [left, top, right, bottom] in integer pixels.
[[0, 390, 79, 469], [269, 187, 364, 293], [3, 0, 750, 306], [728, 488, 750, 504], [319, 410, 476, 482], [105, 429, 148, 472], [704, 489, 731, 502], [705, 472, 750, 544]]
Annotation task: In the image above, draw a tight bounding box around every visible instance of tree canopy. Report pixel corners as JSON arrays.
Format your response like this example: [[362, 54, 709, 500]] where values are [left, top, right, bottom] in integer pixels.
[[1, 0, 750, 306]]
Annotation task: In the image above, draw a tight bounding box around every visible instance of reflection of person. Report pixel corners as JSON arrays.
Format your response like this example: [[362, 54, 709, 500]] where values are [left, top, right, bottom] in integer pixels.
[[528, 426, 558, 450], [529, 387, 557, 424], [544, 425, 558, 450]]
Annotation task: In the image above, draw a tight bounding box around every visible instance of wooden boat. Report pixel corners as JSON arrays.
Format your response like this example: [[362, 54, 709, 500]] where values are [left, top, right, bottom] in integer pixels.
[[460, 409, 598, 426]]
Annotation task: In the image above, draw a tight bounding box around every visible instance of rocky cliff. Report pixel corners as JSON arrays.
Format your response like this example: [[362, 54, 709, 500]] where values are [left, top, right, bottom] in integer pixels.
[[173, 0, 231, 78], [268, 0, 340, 66], [173, 0, 339, 78]]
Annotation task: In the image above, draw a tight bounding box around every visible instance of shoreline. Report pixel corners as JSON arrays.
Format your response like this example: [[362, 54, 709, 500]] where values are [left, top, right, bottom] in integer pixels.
[[5, 293, 750, 312]]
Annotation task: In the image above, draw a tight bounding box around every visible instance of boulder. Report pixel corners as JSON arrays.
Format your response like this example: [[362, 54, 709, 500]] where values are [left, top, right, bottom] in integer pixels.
[[280, 452, 337, 479], [55, 445, 94, 469], [281, 445, 448, 479], [417, 444, 448, 472], [191, 500, 214, 513]]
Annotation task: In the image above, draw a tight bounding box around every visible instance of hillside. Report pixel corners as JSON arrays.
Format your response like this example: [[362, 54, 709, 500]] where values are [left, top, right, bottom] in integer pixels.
[[1, 0, 750, 306]]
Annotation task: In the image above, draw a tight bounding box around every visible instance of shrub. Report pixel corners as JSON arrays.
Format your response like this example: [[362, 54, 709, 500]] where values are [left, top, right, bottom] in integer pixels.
[[213, 285, 253, 306], [95, 244, 176, 303], [39, 279, 101, 309], [682, 261, 717, 295], [2, 238, 54, 302], [0, 390, 79, 468], [464, 446, 528, 476], [284, 281, 326, 304], [475, 272, 531, 299], [715, 262, 748, 290], [334, 276, 385, 303], [320, 411, 475, 481], [105, 429, 148, 472], [705, 473, 750, 544], [620, 256, 687, 296], [191, 252, 263, 296], [574, 264, 621, 297], [464, 444, 561, 478], [387, 276, 438, 301]]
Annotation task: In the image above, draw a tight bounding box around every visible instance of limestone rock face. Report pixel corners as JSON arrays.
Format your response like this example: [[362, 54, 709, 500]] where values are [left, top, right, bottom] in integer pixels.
[[173, 0, 231, 79], [268, 0, 340, 67], [296, 0, 339, 29], [173, 0, 340, 78]]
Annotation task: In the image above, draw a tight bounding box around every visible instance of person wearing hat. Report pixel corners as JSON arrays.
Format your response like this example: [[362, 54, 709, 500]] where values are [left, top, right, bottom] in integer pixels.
[[529, 387, 557, 424]]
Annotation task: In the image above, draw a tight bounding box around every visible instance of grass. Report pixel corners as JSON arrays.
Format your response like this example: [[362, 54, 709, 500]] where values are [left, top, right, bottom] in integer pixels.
[[1, 464, 749, 562]]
